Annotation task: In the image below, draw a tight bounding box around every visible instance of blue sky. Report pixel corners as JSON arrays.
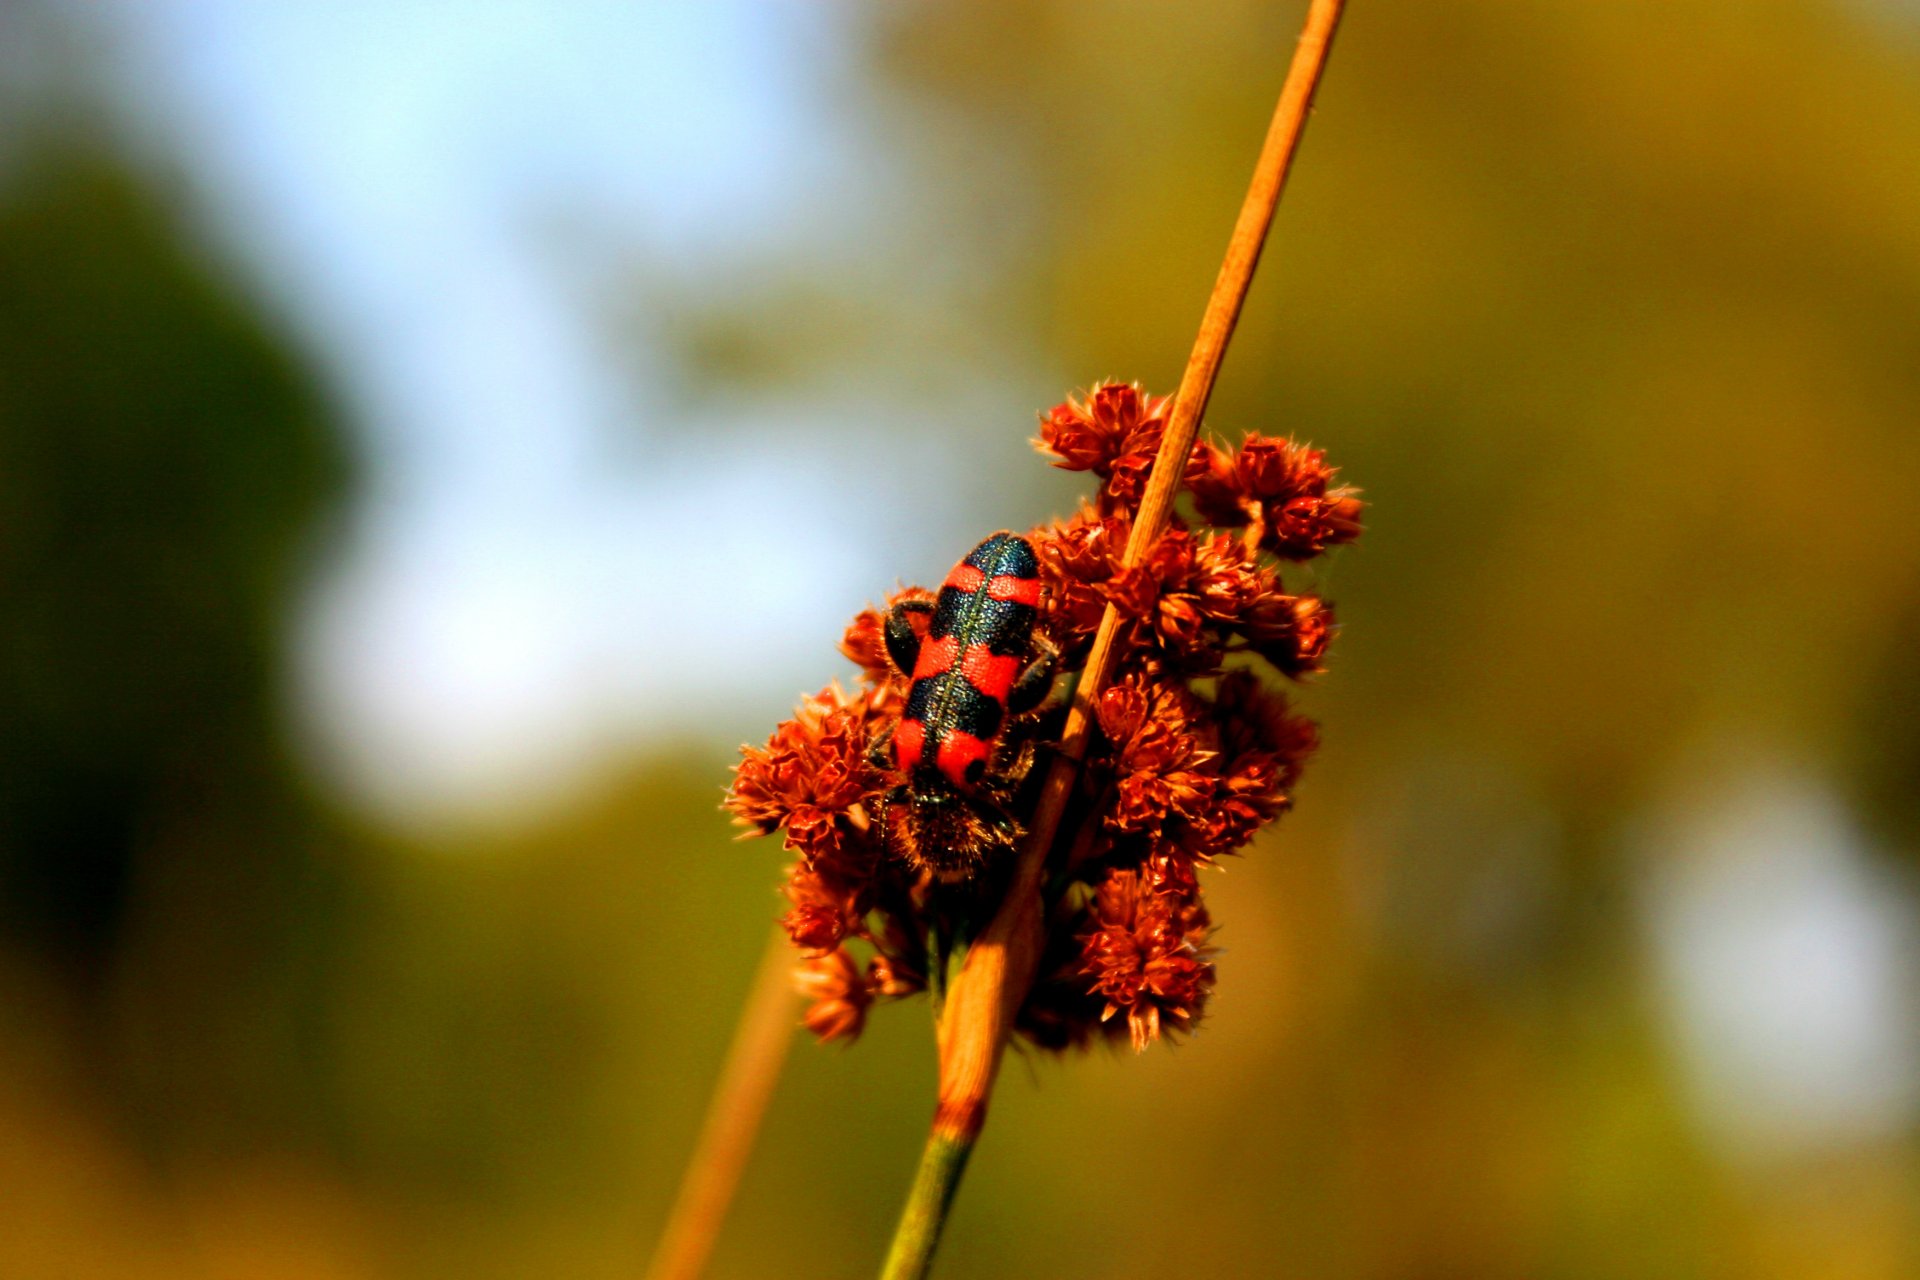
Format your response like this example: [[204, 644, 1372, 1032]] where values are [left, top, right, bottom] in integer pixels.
[[95, 1, 996, 823]]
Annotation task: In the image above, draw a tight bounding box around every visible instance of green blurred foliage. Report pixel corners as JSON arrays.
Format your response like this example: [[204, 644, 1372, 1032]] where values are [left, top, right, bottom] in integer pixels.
[[0, 151, 343, 978], [0, 124, 379, 1186], [4, 3, 1920, 1279]]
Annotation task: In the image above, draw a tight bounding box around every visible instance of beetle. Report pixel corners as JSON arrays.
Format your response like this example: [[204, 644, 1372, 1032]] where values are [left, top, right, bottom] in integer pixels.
[[876, 532, 1054, 882]]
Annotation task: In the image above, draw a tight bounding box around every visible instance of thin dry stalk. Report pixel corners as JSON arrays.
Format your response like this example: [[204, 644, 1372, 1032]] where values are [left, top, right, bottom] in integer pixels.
[[644, 928, 797, 1280], [886, 3, 1349, 1274], [933, 0, 1347, 1145]]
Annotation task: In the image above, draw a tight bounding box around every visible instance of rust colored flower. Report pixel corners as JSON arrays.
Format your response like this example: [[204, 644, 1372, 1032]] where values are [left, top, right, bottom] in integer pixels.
[[782, 863, 857, 954], [1035, 381, 1171, 482], [1243, 592, 1336, 678], [796, 948, 872, 1043], [1214, 666, 1318, 772], [1030, 503, 1127, 651], [1190, 532, 1267, 621], [726, 682, 884, 839], [1079, 868, 1216, 1051], [1101, 675, 1217, 847], [1188, 432, 1362, 560], [726, 381, 1358, 1053]]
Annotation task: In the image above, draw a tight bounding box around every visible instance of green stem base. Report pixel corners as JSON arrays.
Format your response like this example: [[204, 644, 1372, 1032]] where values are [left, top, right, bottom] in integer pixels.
[[879, 1129, 975, 1280]]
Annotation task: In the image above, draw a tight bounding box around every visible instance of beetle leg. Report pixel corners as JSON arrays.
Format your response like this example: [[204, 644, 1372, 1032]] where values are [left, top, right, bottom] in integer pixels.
[[884, 600, 934, 678], [867, 720, 897, 771], [984, 733, 1038, 797], [1006, 649, 1056, 715]]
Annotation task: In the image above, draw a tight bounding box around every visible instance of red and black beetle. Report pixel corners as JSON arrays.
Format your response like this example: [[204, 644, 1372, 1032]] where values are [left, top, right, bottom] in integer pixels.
[[877, 532, 1054, 881]]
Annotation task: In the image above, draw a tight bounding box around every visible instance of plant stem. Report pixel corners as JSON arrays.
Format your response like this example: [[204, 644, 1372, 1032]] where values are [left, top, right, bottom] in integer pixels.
[[878, 1, 1348, 1273], [927, 915, 952, 1026], [878, 1130, 974, 1280], [644, 928, 797, 1280]]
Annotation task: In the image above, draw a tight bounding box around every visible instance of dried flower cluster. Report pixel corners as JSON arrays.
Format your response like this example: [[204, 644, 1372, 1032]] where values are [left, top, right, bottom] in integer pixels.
[[727, 382, 1359, 1052]]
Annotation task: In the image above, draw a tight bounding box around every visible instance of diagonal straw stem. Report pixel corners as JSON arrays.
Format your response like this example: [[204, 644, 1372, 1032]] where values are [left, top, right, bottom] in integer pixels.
[[643, 928, 797, 1280], [882, 3, 1348, 1276]]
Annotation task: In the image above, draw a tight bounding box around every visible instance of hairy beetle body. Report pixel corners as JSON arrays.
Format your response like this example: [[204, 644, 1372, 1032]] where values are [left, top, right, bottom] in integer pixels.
[[879, 532, 1051, 881], [896, 533, 1041, 788]]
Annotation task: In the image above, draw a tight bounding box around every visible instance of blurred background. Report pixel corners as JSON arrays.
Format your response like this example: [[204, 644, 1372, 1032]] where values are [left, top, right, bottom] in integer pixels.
[[3, 1, 1919, 1276]]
